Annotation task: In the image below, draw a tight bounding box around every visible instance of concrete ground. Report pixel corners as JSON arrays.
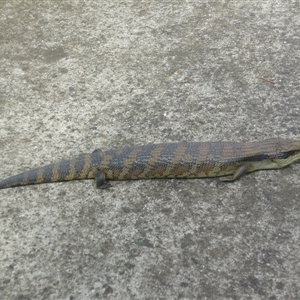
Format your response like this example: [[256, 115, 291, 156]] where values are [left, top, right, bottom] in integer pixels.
[[0, 1, 300, 299]]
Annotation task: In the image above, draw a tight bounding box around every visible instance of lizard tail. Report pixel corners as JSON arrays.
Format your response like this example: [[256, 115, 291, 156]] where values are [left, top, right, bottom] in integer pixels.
[[0, 154, 94, 189]]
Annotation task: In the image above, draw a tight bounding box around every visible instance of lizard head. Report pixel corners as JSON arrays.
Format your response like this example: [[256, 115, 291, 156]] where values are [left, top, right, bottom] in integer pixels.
[[271, 138, 300, 168]]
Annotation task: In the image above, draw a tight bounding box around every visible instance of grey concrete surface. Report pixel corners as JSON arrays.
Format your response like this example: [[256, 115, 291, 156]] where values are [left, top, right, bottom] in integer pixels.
[[0, 1, 300, 299]]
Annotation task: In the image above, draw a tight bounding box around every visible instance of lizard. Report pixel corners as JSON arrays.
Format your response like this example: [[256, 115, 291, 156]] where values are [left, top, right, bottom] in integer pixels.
[[0, 138, 299, 189]]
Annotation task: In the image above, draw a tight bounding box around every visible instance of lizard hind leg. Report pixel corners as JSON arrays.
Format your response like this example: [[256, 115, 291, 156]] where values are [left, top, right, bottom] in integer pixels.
[[94, 170, 111, 189], [92, 148, 105, 154]]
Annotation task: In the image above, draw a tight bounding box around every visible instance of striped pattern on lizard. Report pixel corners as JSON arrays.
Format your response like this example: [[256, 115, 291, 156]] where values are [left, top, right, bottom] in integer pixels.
[[0, 138, 300, 189]]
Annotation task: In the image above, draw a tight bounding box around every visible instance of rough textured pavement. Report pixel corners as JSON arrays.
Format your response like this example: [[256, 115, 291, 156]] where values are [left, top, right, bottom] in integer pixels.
[[1, 1, 300, 299]]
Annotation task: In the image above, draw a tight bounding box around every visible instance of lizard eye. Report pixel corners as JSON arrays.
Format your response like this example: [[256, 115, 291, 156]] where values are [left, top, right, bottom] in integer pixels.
[[276, 151, 296, 159]]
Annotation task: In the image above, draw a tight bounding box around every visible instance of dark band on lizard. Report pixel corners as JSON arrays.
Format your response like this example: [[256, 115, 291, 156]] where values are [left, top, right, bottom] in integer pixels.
[[0, 138, 300, 189]]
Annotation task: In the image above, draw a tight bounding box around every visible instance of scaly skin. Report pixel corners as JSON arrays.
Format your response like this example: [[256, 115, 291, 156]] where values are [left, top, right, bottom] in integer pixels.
[[0, 138, 300, 189]]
